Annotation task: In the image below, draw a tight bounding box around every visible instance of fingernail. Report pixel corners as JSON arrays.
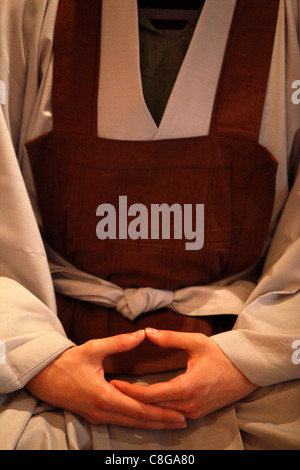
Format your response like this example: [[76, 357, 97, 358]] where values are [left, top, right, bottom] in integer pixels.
[[172, 413, 186, 423], [132, 330, 145, 339], [145, 328, 159, 336], [174, 417, 186, 423]]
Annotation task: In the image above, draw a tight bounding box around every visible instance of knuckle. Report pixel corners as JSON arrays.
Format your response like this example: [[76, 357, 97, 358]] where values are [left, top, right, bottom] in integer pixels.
[[135, 388, 151, 403], [185, 401, 198, 414], [113, 334, 129, 350], [100, 400, 112, 412], [181, 383, 193, 401], [187, 406, 208, 420], [134, 418, 148, 429], [87, 412, 104, 425], [83, 339, 100, 355], [186, 411, 201, 420], [142, 395, 152, 404], [114, 334, 125, 345], [195, 333, 210, 350], [136, 408, 148, 421], [135, 405, 150, 421], [181, 389, 190, 401], [134, 403, 155, 421], [164, 330, 173, 339], [93, 394, 112, 412], [80, 405, 106, 425]]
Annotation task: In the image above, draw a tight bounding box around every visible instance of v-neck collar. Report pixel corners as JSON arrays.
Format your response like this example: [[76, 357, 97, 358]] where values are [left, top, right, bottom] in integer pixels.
[[97, 0, 237, 141]]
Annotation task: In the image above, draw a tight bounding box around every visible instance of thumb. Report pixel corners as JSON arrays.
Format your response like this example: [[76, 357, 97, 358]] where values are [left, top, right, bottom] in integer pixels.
[[95, 330, 146, 360], [145, 328, 201, 353]]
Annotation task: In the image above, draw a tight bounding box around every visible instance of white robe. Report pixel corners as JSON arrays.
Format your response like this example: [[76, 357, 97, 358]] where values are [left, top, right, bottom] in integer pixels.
[[0, 0, 299, 450]]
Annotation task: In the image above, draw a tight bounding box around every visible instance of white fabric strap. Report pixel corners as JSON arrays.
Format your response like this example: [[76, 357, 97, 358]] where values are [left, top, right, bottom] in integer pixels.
[[98, 0, 236, 141], [46, 244, 254, 321]]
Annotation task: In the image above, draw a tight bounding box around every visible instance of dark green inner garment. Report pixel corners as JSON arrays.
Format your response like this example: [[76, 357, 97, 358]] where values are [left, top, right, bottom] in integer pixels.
[[138, 4, 205, 126]]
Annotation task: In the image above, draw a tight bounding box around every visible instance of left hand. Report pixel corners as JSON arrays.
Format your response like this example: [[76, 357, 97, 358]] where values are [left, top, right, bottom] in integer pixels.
[[111, 328, 258, 420]]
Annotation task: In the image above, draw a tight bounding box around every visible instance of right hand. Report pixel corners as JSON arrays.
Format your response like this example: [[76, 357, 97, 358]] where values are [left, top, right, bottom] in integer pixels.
[[25, 330, 187, 429]]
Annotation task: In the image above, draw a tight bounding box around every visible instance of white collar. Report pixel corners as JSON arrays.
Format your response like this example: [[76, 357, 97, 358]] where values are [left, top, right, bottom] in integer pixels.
[[97, 0, 236, 141]]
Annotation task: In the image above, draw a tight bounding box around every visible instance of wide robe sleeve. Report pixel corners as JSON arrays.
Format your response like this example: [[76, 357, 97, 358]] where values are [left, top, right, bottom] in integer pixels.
[[0, 0, 74, 395], [213, 0, 300, 387], [213, 168, 300, 386]]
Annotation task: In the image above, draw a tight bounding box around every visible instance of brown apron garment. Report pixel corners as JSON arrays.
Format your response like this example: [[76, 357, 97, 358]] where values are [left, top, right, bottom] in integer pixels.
[[26, 0, 279, 374]]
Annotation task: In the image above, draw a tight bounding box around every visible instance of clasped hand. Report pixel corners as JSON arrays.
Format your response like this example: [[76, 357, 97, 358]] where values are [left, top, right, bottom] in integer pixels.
[[26, 329, 257, 429]]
